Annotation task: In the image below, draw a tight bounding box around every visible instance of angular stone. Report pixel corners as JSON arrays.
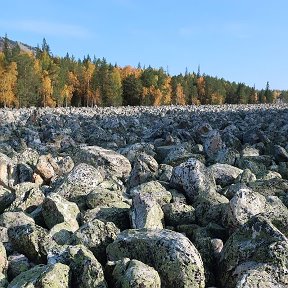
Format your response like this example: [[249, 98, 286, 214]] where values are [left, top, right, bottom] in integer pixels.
[[107, 229, 205, 288], [131, 193, 164, 229], [42, 193, 80, 229], [7, 263, 70, 288]]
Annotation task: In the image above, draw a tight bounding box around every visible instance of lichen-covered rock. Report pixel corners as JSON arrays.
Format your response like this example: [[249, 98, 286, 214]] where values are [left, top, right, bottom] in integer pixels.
[[127, 153, 158, 188], [82, 201, 131, 231], [226, 188, 267, 229], [48, 245, 107, 288], [106, 258, 161, 288], [7, 263, 70, 288], [7, 253, 32, 280], [86, 187, 123, 209], [0, 153, 14, 188], [49, 222, 75, 245], [0, 186, 15, 213], [75, 145, 131, 181], [107, 229, 205, 288], [6, 183, 44, 213], [129, 180, 172, 207], [71, 218, 120, 264], [0, 242, 7, 270], [157, 163, 173, 182], [162, 202, 195, 227], [207, 163, 243, 186], [203, 129, 225, 161], [130, 193, 164, 229], [219, 215, 288, 288], [42, 193, 80, 230], [170, 158, 216, 202], [55, 163, 103, 209], [0, 211, 35, 229], [8, 224, 56, 264]]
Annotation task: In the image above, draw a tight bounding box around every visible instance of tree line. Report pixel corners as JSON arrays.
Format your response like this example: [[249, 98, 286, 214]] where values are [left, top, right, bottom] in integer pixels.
[[0, 36, 286, 108]]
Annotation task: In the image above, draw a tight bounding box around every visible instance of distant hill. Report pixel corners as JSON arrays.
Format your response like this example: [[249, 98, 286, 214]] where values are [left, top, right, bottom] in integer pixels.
[[0, 36, 36, 54]]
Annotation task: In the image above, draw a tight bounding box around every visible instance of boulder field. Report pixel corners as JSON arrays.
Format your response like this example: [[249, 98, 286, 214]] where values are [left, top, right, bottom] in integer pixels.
[[0, 104, 287, 287]]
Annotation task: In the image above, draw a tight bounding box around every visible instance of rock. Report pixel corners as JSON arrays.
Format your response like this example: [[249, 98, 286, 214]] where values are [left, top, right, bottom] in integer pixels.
[[0, 153, 14, 188], [203, 129, 225, 161], [7, 224, 56, 264], [35, 154, 59, 183], [273, 144, 288, 162], [0, 242, 8, 285], [129, 180, 172, 206], [48, 245, 107, 288], [170, 158, 216, 202], [236, 168, 257, 183], [82, 201, 131, 231], [7, 253, 32, 280], [75, 145, 131, 181], [118, 142, 155, 163], [49, 222, 75, 245], [55, 163, 103, 209], [0, 186, 15, 213], [71, 218, 120, 264], [0, 211, 35, 229], [208, 163, 243, 186], [7, 263, 70, 288], [130, 193, 164, 229], [162, 202, 195, 226], [241, 146, 260, 157], [106, 258, 161, 288], [86, 187, 123, 209], [42, 193, 80, 230], [107, 229, 205, 288], [6, 184, 44, 213], [157, 164, 173, 182], [219, 215, 288, 288], [127, 153, 158, 188]]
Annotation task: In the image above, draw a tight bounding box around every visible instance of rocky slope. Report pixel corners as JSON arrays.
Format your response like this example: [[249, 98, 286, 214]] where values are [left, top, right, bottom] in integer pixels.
[[0, 104, 287, 287]]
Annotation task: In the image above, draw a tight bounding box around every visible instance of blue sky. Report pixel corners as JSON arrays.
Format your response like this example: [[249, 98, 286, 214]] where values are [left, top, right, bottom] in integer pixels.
[[1, 0, 288, 90]]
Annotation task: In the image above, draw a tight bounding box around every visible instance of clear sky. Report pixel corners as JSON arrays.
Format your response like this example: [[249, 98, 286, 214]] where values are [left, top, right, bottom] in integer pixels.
[[1, 0, 288, 90]]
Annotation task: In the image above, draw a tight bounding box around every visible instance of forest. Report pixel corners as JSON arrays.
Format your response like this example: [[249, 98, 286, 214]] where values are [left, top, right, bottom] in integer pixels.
[[0, 36, 287, 108]]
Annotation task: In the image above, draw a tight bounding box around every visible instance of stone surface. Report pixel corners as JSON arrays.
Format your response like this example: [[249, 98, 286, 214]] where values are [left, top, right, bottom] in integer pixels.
[[107, 228, 205, 288]]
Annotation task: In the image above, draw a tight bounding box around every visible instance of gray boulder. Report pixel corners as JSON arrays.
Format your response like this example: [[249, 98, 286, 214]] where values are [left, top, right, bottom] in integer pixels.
[[130, 193, 164, 229], [7, 263, 70, 288], [128, 153, 158, 188], [75, 145, 131, 181], [55, 163, 103, 209], [0, 186, 15, 213], [208, 163, 243, 186], [170, 158, 216, 202], [0, 242, 8, 287], [129, 180, 172, 206], [48, 244, 107, 288], [107, 229, 205, 288], [42, 193, 80, 230], [7, 253, 32, 281], [71, 218, 120, 264], [219, 215, 288, 288], [106, 258, 161, 288], [8, 224, 56, 264]]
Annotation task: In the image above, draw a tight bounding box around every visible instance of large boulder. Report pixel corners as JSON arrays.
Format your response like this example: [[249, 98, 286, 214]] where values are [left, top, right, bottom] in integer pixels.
[[107, 229, 205, 288], [7, 263, 70, 288], [42, 193, 80, 230], [106, 258, 161, 288], [74, 145, 131, 181], [207, 163, 243, 186], [0, 242, 8, 287], [35, 154, 60, 183], [170, 158, 216, 202], [127, 153, 158, 188], [0, 186, 15, 213], [130, 193, 164, 229], [219, 215, 288, 288], [55, 163, 103, 209], [7, 224, 56, 264], [71, 218, 120, 264], [48, 245, 107, 288], [129, 180, 172, 206], [7, 253, 32, 280]]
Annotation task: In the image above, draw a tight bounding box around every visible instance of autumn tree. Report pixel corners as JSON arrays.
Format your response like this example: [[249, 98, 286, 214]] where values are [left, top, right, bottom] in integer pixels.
[[0, 61, 18, 107]]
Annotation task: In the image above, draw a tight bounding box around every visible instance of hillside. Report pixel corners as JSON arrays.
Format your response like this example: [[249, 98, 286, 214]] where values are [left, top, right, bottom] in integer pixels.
[[0, 36, 36, 54]]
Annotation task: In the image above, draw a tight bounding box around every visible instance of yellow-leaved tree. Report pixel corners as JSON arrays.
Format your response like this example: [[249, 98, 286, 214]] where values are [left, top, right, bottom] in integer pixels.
[[41, 70, 55, 107], [0, 61, 18, 107]]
